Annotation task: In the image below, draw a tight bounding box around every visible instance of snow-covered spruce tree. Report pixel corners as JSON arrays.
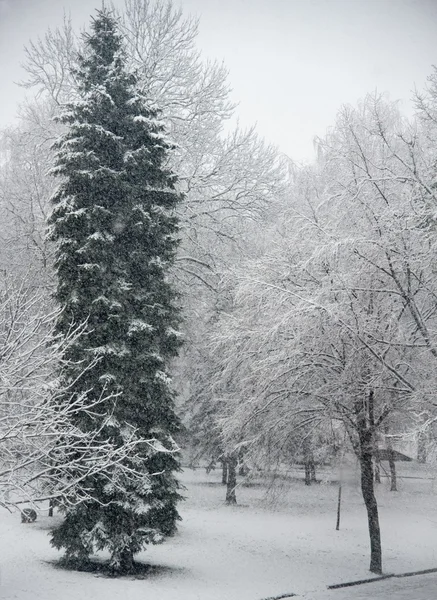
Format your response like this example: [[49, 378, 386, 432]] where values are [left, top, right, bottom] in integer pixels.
[[48, 9, 183, 573]]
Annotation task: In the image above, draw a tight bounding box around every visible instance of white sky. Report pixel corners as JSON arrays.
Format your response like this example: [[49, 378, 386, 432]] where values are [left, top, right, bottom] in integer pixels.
[[0, 0, 436, 162]]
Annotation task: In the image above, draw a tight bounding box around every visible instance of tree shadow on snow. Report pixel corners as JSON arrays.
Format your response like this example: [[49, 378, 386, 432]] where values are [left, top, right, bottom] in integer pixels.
[[193, 480, 266, 489], [48, 557, 186, 579], [192, 481, 226, 487]]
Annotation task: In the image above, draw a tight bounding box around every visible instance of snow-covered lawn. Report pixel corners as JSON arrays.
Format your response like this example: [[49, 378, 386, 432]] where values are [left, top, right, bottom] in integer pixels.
[[314, 573, 437, 600], [1, 465, 437, 600]]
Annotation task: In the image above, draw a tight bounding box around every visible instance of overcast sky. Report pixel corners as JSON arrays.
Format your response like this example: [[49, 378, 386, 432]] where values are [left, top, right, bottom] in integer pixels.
[[0, 0, 436, 162]]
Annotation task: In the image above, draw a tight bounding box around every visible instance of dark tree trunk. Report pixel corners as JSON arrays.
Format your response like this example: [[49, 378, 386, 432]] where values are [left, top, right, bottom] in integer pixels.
[[225, 456, 237, 504], [388, 453, 397, 491], [304, 462, 311, 485], [360, 449, 382, 573], [221, 459, 228, 485], [303, 436, 314, 485], [118, 548, 134, 574], [336, 484, 342, 531], [358, 391, 382, 574], [310, 460, 316, 482], [374, 456, 381, 484], [48, 499, 54, 517], [370, 395, 380, 484], [360, 450, 382, 572], [417, 431, 427, 463], [385, 425, 397, 492]]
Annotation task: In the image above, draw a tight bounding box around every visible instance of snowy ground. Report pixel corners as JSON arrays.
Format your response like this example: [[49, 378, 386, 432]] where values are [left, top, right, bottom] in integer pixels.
[[315, 573, 437, 600], [1, 464, 437, 600]]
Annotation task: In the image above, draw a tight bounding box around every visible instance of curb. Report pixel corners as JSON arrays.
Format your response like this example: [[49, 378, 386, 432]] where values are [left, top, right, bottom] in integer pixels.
[[327, 575, 393, 589], [259, 566, 437, 599], [260, 594, 296, 599], [394, 567, 437, 578], [328, 566, 437, 590]]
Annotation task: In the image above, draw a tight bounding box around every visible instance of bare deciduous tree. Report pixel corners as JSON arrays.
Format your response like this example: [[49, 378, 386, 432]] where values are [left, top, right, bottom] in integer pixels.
[[0, 275, 169, 513]]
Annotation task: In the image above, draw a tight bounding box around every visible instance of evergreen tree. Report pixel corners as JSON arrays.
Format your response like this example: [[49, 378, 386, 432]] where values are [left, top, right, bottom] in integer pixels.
[[48, 9, 183, 573]]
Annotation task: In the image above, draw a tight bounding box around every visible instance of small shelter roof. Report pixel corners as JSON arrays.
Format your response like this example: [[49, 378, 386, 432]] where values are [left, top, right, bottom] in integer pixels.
[[375, 449, 412, 462]]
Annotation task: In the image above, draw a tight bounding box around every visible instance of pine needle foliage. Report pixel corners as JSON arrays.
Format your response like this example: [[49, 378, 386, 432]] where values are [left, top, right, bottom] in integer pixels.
[[48, 8, 183, 573]]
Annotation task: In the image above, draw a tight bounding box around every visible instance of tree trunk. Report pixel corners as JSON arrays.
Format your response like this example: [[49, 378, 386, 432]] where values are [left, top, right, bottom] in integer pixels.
[[310, 460, 316, 483], [358, 391, 382, 574], [117, 548, 135, 574], [48, 499, 54, 517], [336, 484, 342, 531], [374, 455, 381, 483], [385, 425, 397, 492], [221, 459, 228, 485], [304, 462, 311, 485], [225, 456, 237, 504], [388, 453, 397, 492], [417, 431, 427, 463], [303, 436, 314, 485], [359, 449, 382, 573]]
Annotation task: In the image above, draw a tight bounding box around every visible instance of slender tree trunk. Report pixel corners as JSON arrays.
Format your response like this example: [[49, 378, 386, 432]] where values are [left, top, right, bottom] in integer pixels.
[[336, 484, 342, 531], [304, 462, 311, 485], [385, 425, 397, 492], [374, 455, 381, 483], [417, 431, 427, 463], [221, 459, 228, 485], [360, 449, 382, 573], [371, 398, 380, 484], [310, 460, 316, 483], [48, 465, 55, 515], [358, 391, 382, 574], [303, 436, 313, 485], [388, 454, 397, 492], [225, 456, 237, 504]]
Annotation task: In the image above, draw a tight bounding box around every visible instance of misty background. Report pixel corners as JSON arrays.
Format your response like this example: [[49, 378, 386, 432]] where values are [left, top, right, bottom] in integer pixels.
[[1, 0, 436, 161]]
